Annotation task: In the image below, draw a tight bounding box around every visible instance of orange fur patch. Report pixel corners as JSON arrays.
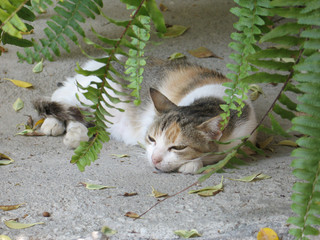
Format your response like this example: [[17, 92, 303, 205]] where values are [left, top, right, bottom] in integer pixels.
[[160, 66, 229, 104], [164, 122, 181, 143]]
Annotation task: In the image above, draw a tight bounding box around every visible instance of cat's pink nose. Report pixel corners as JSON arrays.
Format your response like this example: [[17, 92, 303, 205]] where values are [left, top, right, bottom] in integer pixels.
[[152, 154, 162, 165]]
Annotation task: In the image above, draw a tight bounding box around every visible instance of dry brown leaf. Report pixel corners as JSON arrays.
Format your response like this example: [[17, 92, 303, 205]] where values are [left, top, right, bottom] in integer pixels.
[[123, 192, 138, 197], [159, 3, 168, 12], [258, 136, 274, 150], [0, 46, 8, 53], [188, 47, 223, 59], [125, 212, 140, 219]]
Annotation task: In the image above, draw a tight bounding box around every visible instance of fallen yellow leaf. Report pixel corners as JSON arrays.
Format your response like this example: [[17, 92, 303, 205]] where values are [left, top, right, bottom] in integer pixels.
[[0, 235, 12, 240], [151, 186, 168, 198], [0, 203, 25, 211], [4, 220, 44, 229], [80, 182, 115, 190], [189, 176, 223, 197], [277, 140, 298, 148], [0, 153, 14, 165], [33, 118, 45, 130], [257, 227, 279, 240], [229, 173, 271, 182], [4, 78, 33, 88]]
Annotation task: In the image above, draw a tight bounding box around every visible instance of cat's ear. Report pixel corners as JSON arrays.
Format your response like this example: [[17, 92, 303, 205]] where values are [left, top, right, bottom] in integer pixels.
[[196, 115, 224, 140], [150, 88, 177, 114]]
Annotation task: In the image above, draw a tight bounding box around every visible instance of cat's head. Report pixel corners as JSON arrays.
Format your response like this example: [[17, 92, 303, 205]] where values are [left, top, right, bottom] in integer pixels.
[[145, 88, 224, 173]]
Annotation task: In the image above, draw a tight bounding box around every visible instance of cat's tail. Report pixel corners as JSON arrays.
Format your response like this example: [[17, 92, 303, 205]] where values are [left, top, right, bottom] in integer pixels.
[[33, 99, 93, 127]]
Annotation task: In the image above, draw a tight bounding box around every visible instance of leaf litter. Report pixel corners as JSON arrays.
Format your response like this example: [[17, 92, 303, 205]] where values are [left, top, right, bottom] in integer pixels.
[[32, 59, 44, 73], [174, 229, 202, 238], [80, 182, 115, 190], [125, 212, 140, 219], [16, 116, 45, 136], [188, 46, 223, 59], [257, 227, 279, 240], [151, 186, 168, 198], [101, 226, 117, 236], [4, 220, 44, 229], [228, 173, 271, 182], [123, 192, 138, 197], [0, 235, 12, 240], [277, 140, 298, 148], [168, 52, 186, 61], [13, 98, 24, 111], [189, 176, 223, 197], [0, 153, 14, 165], [163, 25, 189, 38], [4, 78, 33, 88], [0, 203, 25, 211], [111, 154, 129, 158]]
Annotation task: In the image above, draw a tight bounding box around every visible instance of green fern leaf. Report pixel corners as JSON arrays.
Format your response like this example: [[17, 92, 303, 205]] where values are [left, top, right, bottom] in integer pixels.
[[17, 0, 104, 63]]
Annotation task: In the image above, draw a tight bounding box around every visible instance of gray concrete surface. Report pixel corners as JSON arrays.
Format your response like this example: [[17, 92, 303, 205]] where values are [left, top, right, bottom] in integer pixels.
[[1, 1, 298, 239]]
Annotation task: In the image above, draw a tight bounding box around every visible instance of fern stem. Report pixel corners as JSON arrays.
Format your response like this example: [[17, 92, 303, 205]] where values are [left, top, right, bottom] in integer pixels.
[[0, 0, 29, 30]]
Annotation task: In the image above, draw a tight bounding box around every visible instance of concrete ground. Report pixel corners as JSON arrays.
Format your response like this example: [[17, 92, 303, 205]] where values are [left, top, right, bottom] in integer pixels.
[[1, 0, 299, 239]]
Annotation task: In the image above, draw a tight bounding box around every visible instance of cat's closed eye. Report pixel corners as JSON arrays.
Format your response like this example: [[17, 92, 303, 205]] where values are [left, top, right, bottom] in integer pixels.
[[168, 145, 187, 151], [148, 135, 156, 143]]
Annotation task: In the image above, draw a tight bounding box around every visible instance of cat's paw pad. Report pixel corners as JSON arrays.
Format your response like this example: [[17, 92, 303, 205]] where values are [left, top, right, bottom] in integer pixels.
[[41, 117, 65, 136], [178, 161, 203, 174], [63, 123, 89, 149]]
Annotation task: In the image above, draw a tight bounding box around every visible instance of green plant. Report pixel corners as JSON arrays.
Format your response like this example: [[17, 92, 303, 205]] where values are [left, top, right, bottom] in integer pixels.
[[1, 0, 320, 239], [197, 0, 319, 239]]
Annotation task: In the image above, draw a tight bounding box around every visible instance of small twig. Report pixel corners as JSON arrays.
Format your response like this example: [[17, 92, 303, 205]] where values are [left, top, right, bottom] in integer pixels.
[[135, 181, 199, 220]]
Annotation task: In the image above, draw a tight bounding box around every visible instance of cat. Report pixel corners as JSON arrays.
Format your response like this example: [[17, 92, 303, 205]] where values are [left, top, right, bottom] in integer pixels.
[[34, 56, 257, 174]]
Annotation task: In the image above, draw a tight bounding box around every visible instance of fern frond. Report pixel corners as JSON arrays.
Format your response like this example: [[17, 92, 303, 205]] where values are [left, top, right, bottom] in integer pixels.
[[221, 0, 272, 127], [271, 1, 320, 239], [70, 0, 166, 171], [0, 0, 35, 50], [30, 0, 54, 14], [17, 0, 103, 63]]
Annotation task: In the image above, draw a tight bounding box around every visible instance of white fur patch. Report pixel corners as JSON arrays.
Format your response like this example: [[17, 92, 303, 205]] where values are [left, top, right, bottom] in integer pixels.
[[63, 121, 89, 149], [178, 84, 227, 106], [41, 117, 65, 136]]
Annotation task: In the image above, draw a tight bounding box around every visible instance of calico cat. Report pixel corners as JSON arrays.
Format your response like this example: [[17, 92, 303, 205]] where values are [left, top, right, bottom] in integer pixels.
[[34, 56, 257, 174]]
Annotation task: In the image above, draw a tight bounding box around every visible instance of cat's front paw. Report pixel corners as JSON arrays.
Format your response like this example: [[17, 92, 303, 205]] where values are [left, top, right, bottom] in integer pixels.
[[178, 161, 203, 174], [41, 117, 65, 136], [63, 122, 89, 149]]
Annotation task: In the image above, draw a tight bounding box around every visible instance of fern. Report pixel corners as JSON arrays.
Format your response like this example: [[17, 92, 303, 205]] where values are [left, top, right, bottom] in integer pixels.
[[30, 0, 54, 14], [17, 0, 103, 63], [70, 0, 166, 171], [0, 0, 35, 50], [224, 0, 320, 239], [287, 1, 320, 239], [197, 0, 272, 181]]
